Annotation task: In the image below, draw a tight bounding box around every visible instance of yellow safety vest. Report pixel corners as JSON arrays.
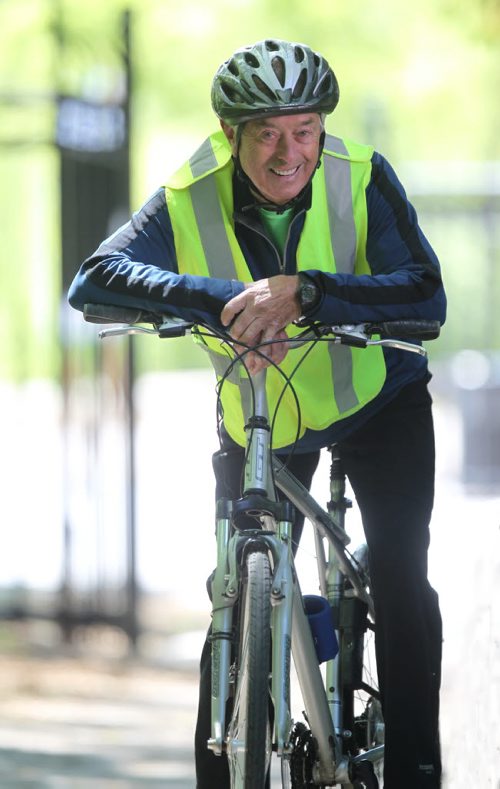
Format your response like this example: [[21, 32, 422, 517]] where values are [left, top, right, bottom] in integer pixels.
[[164, 130, 386, 448]]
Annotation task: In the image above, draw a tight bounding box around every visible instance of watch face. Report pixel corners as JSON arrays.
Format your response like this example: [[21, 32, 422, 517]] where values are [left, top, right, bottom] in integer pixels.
[[300, 280, 318, 309]]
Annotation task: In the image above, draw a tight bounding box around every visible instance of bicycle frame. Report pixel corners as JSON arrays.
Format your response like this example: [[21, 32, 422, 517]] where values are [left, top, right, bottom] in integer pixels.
[[207, 370, 378, 785], [88, 305, 437, 786]]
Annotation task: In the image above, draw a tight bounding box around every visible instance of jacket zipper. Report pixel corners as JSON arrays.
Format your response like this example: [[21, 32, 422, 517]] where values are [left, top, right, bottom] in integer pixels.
[[235, 209, 306, 276]]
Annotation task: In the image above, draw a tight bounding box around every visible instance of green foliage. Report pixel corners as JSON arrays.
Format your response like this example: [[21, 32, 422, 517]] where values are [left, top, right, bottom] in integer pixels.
[[0, 0, 499, 382], [0, 148, 61, 380], [127, 0, 500, 164]]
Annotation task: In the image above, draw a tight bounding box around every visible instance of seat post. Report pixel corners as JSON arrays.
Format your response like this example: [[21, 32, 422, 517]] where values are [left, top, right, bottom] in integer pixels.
[[327, 444, 352, 530]]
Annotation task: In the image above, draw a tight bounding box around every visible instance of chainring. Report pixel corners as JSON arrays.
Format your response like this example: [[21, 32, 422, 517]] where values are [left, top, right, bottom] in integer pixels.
[[289, 720, 381, 788], [289, 722, 316, 788]]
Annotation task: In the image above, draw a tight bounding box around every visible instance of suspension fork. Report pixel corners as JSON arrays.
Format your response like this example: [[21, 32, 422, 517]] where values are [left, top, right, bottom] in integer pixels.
[[207, 498, 236, 756], [208, 371, 271, 755]]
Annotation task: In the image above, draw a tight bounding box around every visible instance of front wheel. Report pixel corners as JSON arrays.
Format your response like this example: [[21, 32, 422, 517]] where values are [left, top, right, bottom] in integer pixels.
[[227, 549, 273, 788]]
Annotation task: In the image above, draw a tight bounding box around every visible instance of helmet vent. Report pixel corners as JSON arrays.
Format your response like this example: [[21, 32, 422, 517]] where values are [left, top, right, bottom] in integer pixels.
[[294, 46, 305, 63], [315, 71, 332, 97], [313, 54, 320, 67], [227, 59, 239, 76], [252, 74, 276, 101], [271, 56, 286, 87], [244, 52, 260, 68], [292, 68, 307, 98], [220, 82, 243, 103], [265, 39, 280, 52]]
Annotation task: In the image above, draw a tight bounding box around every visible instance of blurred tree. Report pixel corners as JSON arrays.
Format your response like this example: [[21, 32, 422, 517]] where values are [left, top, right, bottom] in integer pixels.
[[0, 0, 499, 380]]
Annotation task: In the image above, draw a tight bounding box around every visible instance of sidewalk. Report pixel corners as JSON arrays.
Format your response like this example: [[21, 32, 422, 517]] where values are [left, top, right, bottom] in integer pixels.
[[0, 653, 199, 787]]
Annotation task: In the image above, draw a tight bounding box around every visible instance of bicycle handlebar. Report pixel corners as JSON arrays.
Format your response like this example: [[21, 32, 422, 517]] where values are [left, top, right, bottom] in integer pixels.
[[362, 319, 440, 341], [83, 303, 193, 338], [83, 303, 161, 326], [82, 303, 440, 351]]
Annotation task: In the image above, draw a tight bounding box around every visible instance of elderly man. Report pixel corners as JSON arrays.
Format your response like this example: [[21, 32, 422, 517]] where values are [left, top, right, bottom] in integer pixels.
[[69, 39, 446, 788]]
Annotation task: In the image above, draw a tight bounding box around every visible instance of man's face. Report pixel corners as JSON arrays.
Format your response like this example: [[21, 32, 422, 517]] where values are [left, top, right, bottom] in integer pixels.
[[222, 113, 323, 206]]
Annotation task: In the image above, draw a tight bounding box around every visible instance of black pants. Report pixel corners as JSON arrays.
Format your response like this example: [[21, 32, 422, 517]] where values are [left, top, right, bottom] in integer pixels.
[[195, 377, 442, 788]]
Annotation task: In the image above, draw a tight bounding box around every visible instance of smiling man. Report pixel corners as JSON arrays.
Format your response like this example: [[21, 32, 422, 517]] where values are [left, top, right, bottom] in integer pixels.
[[224, 114, 323, 204], [68, 39, 446, 788]]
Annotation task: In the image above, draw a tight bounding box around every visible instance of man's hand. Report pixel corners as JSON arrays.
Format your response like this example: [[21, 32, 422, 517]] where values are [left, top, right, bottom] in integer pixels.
[[221, 275, 301, 375]]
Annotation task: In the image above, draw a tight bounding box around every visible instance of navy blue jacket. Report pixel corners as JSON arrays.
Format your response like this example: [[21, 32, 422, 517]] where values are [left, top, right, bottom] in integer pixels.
[[68, 149, 446, 450]]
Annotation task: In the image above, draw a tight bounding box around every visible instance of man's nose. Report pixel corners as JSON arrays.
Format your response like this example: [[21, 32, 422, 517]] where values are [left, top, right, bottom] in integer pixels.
[[274, 134, 296, 159]]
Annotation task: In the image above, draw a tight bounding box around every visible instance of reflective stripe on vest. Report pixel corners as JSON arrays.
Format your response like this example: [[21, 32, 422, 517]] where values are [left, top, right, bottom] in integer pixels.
[[315, 136, 359, 415], [329, 342, 357, 413], [189, 137, 218, 177], [323, 136, 357, 275], [166, 130, 386, 447], [187, 138, 237, 280], [189, 176, 237, 280]]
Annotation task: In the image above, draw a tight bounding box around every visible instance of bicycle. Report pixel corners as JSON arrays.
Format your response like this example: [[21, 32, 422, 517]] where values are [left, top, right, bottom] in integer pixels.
[[84, 303, 440, 788]]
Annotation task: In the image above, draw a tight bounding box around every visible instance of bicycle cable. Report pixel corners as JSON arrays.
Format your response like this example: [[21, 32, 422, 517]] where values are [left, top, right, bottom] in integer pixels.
[[195, 326, 306, 499]]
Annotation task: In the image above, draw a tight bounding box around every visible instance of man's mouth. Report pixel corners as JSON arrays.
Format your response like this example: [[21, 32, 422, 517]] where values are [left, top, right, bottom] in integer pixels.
[[270, 166, 300, 177]]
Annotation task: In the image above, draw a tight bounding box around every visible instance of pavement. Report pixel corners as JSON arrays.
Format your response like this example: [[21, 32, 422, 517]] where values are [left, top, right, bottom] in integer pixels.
[[0, 652, 199, 788]]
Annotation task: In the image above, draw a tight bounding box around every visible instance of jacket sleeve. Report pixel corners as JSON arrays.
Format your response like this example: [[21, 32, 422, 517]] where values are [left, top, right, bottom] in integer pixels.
[[67, 187, 244, 329], [305, 152, 447, 326]]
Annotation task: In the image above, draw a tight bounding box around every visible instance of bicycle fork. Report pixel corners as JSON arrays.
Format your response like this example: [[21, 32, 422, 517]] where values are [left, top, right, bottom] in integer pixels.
[[208, 510, 344, 784], [207, 498, 235, 757]]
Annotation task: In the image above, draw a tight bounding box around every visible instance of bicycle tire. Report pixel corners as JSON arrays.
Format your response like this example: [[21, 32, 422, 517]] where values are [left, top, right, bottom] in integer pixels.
[[227, 549, 273, 789]]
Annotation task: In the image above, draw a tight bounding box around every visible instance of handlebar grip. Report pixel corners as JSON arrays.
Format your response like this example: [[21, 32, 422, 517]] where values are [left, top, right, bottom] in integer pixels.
[[83, 303, 159, 325], [366, 320, 441, 341]]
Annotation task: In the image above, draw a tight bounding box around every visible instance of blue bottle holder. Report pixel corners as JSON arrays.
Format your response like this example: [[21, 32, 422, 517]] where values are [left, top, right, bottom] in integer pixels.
[[303, 594, 339, 664]]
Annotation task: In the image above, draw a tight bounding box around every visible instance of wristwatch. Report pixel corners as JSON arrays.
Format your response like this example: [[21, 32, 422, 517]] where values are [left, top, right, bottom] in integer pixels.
[[297, 272, 320, 313]]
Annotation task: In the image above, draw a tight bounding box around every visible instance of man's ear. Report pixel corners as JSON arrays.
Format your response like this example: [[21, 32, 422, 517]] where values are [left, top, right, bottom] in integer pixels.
[[220, 120, 238, 155]]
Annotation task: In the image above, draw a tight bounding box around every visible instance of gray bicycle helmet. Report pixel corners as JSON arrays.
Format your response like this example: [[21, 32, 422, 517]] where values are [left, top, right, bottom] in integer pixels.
[[211, 39, 339, 124]]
